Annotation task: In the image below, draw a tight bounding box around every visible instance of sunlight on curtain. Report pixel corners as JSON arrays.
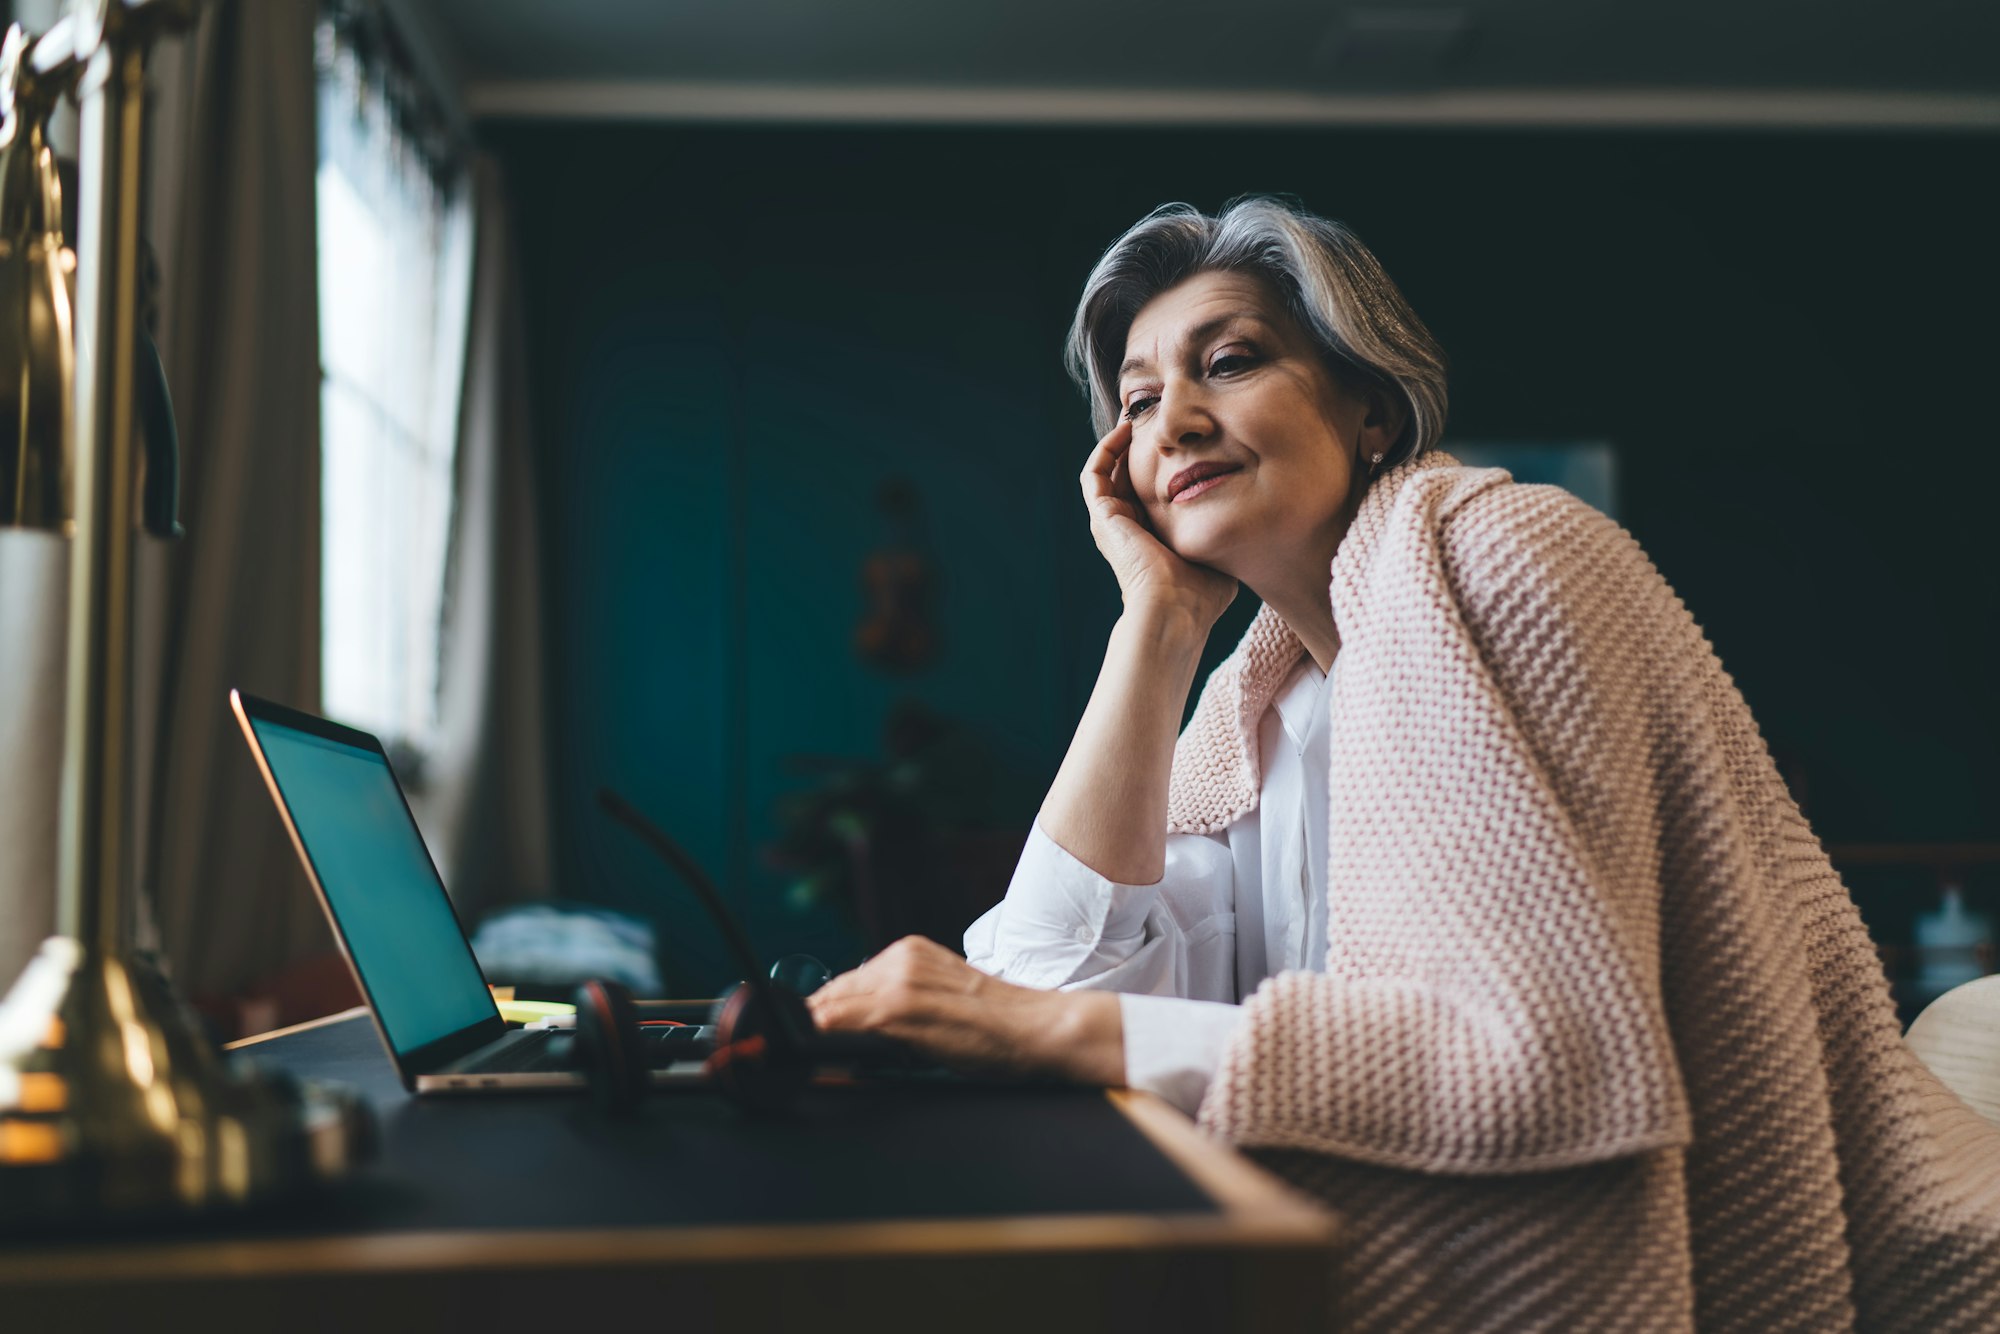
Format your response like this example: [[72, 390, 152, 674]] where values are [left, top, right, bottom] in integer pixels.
[[315, 16, 471, 772]]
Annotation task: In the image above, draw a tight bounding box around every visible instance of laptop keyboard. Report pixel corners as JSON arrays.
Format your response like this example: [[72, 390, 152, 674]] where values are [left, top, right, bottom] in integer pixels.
[[456, 1030, 568, 1074], [455, 1025, 710, 1075]]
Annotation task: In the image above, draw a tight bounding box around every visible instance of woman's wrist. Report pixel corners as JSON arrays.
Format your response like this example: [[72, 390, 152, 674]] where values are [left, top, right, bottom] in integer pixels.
[[1115, 597, 1215, 660], [1026, 990, 1125, 1087]]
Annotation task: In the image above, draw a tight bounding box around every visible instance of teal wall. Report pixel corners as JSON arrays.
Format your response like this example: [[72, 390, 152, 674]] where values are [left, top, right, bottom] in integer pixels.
[[496, 125, 1999, 992]]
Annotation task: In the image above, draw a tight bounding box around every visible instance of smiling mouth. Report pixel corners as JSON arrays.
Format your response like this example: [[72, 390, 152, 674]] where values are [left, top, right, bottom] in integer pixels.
[[1168, 463, 1243, 503]]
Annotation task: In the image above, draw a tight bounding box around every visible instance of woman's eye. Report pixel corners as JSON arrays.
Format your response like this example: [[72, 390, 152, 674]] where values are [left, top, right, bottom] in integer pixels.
[[1209, 352, 1256, 375], [1123, 395, 1159, 421]]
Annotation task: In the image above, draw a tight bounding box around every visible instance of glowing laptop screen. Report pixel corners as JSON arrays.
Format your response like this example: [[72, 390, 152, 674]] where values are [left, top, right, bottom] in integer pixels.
[[249, 717, 497, 1056]]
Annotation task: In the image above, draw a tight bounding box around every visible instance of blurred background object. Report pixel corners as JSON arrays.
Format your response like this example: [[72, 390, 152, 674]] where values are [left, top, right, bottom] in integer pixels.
[[769, 698, 1007, 955], [853, 479, 938, 675], [469, 902, 663, 997], [1446, 442, 1617, 518]]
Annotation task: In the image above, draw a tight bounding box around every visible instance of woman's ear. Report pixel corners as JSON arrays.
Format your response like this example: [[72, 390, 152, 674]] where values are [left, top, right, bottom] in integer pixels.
[[1359, 386, 1408, 463]]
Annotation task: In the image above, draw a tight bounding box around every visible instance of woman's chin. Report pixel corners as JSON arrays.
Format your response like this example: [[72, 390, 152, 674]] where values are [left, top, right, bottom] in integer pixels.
[[1161, 515, 1248, 571], [1161, 545, 1243, 587]]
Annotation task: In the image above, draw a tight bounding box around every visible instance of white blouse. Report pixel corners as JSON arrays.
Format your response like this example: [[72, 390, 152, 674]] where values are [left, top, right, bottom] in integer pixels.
[[965, 655, 1333, 1115]]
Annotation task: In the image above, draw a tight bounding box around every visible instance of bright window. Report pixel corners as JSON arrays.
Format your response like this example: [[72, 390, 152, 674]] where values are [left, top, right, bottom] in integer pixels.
[[314, 18, 471, 773]]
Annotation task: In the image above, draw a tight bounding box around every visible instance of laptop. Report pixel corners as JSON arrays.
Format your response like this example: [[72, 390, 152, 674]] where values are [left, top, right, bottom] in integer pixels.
[[230, 689, 710, 1095]]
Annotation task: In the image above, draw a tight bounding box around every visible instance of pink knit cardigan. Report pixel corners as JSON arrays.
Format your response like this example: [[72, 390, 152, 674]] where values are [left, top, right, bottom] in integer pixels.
[[1168, 453, 2000, 1332]]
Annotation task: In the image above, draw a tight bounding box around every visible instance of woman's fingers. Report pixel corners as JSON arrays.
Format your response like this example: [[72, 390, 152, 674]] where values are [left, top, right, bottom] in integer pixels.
[[805, 989, 884, 1034], [1083, 423, 1164, 560], [808, 937, 940, 1022], [1075, 417, 1237, 623], [805, 962, 883, 1033], [811, 980, 1033, 1074], [803, 937, 1101, 1079], [1080, 418, 1135, 512], [807, 967, 866, 1008], [808, 940, 977, 1035], [1083, 413, 1132, 479]]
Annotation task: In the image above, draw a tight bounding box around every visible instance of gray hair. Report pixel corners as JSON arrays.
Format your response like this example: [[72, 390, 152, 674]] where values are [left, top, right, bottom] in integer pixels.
[[1065, 197, 1448, 466]]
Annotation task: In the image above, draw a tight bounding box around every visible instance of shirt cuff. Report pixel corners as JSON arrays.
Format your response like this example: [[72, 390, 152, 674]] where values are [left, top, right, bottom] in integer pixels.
[[967, 821, 1168, 987], [1017, 818, 1166, 935], [1118, 993, 1245, 1117]]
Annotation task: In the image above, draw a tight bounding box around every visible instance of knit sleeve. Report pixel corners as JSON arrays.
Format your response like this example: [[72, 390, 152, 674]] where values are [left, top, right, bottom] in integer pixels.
[[1198, 477, 1695, 1174]]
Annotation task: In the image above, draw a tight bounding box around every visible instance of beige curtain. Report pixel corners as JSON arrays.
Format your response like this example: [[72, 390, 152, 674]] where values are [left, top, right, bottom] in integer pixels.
[[144, 0, 332, 997], [415, 153, 555, 916], [1, 1, 325, 995]]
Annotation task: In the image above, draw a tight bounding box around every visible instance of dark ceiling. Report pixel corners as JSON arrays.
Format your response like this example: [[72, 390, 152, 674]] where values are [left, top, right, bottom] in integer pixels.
[[414, 0, 2000, 118]]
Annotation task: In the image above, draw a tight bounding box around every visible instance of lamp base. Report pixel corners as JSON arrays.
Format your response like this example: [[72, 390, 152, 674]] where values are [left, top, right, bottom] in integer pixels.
[[0, 937, 374, 1228]]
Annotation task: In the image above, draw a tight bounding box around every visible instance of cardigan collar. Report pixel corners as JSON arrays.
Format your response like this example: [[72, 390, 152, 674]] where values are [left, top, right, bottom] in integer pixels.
[[1165, 450, 1470, 835]]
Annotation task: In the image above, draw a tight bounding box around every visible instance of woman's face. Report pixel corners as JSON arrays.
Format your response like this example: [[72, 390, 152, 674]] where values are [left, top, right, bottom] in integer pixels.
[[1116, 269, 1375, 583]]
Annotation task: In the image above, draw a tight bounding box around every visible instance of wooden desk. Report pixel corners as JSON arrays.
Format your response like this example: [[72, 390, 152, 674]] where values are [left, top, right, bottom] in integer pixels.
[[0, 1010, 1338, 1332]]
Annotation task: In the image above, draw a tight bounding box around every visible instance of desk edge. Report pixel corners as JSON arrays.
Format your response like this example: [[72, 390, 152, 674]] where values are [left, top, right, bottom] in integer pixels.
[[1107, 1088, 1332, 1231], [36, 1016, 1344, 1281], [224, 1007, 372, 1050]]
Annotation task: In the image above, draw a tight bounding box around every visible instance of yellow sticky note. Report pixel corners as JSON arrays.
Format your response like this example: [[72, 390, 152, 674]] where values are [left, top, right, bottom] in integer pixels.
[[497, 998, 576, 1024]]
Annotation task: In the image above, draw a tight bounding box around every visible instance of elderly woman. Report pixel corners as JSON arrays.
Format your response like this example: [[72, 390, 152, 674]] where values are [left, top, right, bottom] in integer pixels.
[[807, 197, 2000, 1331]]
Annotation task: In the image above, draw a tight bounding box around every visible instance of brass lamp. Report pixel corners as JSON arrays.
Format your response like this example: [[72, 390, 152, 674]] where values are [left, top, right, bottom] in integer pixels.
[[0, 0, 371, 1225], [0, 17, 75, 531]]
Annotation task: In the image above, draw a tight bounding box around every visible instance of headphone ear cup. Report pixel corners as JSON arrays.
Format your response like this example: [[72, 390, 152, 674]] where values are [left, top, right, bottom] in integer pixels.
[[705, 982, 813, 1116], [572, 978, 644, 1115]]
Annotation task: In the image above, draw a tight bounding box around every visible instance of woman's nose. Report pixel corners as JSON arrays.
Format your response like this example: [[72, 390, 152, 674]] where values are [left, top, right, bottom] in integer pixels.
[[1151, 380, 1216, 451]]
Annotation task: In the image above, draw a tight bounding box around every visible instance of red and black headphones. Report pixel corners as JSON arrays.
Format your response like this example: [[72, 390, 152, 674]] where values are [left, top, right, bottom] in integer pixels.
[[578, 789, 914, 1116]]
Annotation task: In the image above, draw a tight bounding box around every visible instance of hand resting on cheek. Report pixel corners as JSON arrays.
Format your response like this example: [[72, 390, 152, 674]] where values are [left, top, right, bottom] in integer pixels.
[[1083, 416, 1237, 630]]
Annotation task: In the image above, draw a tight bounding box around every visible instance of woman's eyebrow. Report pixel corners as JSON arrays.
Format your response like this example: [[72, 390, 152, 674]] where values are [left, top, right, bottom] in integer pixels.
[[1118, 312, 1271, 381]]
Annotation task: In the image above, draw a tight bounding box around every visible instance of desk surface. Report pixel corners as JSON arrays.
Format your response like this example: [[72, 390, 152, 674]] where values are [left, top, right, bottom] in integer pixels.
[[0, 1010, 1338, 1331]]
